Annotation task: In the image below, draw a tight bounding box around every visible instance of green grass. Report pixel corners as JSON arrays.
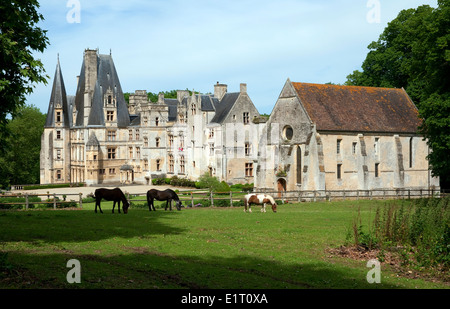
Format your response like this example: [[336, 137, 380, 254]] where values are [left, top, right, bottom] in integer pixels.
[[0, 199, 447, 289]]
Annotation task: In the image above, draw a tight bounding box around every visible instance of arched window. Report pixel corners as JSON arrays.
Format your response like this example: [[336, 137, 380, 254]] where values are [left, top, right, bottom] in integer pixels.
[[296, 146, 302, 184], [409, 137, 413, 168]]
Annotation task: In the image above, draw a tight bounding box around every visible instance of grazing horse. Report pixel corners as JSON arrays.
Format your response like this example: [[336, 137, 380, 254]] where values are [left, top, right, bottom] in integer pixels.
[[244, 194, 277, 213], [94, 188, 130, 214], [147, 189, 182, 211]]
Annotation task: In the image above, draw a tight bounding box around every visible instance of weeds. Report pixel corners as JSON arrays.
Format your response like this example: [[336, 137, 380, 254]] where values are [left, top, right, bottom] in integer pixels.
[[348, 197, 450, 273]]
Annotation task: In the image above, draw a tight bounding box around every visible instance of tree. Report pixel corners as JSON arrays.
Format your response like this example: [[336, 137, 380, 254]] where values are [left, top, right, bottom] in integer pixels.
[[0, 105, 46, 189], [197, 172, 230, 192], [0, 1, 49, 149], [345, 0, 450, 187]]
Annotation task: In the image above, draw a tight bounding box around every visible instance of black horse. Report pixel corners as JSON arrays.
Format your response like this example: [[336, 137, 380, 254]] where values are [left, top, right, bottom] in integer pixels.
[[146, 189, 182, 211], [94, 188, 130, 214]]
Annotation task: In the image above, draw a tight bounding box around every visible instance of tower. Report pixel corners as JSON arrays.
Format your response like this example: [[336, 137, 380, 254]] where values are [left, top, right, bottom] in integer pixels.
[[40, 55, 71, 184]]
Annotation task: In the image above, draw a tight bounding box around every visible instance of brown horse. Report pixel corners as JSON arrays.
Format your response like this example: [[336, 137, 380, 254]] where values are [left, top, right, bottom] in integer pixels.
[[147, 189, 182, 211], [94, 188, 130, 214], [244, 193, 277, 213]]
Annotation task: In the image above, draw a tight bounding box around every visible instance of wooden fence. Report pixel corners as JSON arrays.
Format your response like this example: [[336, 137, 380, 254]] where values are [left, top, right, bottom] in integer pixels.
[[0, 188, 447, 210]]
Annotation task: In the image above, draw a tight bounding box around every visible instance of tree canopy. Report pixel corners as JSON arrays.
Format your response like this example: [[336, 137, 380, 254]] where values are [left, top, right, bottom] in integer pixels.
[[0, 0, 49, 149], [0, 105, 46, 189], [346, 0, 450, 187]]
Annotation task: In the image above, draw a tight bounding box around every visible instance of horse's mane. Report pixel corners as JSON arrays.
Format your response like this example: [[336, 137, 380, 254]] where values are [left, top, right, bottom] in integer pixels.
[[265, 194, 276, 205]]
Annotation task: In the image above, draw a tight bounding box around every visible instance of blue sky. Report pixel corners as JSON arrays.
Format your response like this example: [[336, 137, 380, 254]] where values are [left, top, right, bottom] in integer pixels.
[[28, 0, 438, 115]]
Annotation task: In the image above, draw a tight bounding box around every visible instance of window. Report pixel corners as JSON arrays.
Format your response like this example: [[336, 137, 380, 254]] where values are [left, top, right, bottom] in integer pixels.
[[169, 154, 174, 173], [337, 164, 342, 179], [179, 113, 185, 124], [135, 129, 140, 140], [245, 143, 251, 156], [107, 130, 116, 141], [56, 170, 62, 180], [144, 137, 148, 147], [352, 142, 357, 154], [107, 111, 114, 121], [109, 168, 116, 174], [374, 137, 379, 155], [210, 143, 215, 156], [245, 163, 253, 177], [191, 103, 196, 115], [144, 159, 149, 171], [155, 137, 160, 148], [143, 116, 148, 125], [283, 126, 293, 141], [243, 112, 249, 124], [156, 159, 160, 171], [129, 130, 133, 140], [136, 147, 140, 159], [409, 137, 413, 168], [56, 112, 61, 123], [180, 155, 185, 174], [155, 117, 159, 126], [108, 95, 112, 104], [169, 135, 174, 147], [375, 163, 379, 177], [56, 149, 61, 160], [337, 139, 342, 154], [209, 129, 214, 139], [99, 169, 105, 175], [129, 147, 133, 159], [108, 148, 116, 159], [56, 130, 61, 140]]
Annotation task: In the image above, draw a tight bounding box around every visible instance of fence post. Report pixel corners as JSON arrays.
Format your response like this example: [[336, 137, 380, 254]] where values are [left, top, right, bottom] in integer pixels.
[[25, 194, 29, 210], [79, 193, 83, 209], [53, 194, 57, 209], [230, 191, 233, 207], [210, 191, 214, 207], [191, 192, 194, 208]]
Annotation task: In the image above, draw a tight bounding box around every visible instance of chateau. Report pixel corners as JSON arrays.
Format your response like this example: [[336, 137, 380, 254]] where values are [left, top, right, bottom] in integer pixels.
[[40, 49, 439, 193]]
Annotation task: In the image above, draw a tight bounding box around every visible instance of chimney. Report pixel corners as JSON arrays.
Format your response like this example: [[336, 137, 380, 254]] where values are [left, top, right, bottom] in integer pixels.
[[214, 82, 227, 101], [158, 92, 164, 104], [177, 90, 189, 102], [240, 83, 247, 94]]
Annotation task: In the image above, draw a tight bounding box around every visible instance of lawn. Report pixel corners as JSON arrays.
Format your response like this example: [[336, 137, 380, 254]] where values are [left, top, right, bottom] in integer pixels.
[[0, 199, 447, 289]]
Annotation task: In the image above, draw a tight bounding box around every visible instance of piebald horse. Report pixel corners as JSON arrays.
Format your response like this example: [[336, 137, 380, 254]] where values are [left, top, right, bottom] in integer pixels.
[[244, 194, 277, 213]]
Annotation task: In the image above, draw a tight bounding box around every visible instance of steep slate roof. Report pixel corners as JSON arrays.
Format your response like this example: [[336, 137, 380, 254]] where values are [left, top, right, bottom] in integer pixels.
[[45, 59, 70, 128], [164, 98, 179, 122], [210, 92, 240, 124], [74, 53, 130, 127], [292, 82, 421, 134]]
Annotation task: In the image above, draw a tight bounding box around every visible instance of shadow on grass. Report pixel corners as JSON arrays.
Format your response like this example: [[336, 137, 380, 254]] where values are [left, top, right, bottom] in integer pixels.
[[0, 208, 185, 244], [0, 248, 406, 289]]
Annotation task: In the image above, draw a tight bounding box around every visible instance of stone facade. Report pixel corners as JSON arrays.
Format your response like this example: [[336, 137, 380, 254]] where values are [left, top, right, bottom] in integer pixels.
[[40, 50, 439, 193], [254, 79, 440, 193], [40, 49, 262, 186]]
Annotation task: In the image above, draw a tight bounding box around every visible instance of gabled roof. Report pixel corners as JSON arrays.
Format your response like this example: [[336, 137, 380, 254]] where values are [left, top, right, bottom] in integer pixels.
[[210, 92, 240, 124], [291, 82, 421, 134], [45, 58, 70, 128]]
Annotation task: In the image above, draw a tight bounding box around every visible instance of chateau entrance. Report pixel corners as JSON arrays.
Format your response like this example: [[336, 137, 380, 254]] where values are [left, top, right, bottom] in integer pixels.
[[120, 164, 134, 184]]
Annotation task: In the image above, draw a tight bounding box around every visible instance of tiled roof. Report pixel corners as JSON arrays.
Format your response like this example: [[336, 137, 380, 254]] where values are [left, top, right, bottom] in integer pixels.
[[292, 82, 421, 133]]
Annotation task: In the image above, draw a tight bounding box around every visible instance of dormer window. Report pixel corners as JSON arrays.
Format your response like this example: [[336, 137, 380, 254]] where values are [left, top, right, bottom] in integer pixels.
[[56, 111, 61, 123], [107, 111, 114, 121], [108, 95, 112, 104]]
